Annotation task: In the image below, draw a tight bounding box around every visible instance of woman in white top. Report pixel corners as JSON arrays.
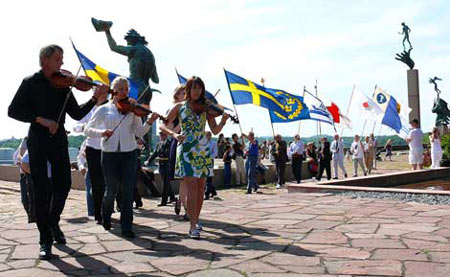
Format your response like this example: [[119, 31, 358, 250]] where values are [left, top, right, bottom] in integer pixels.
[[84, 76, 159, 238], [430, 127, 442, 168], [350, 135, 367, 177]]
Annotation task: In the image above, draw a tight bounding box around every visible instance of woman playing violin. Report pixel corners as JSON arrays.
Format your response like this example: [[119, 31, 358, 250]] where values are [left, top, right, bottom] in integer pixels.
[[161, 76, 229, 239], [84, 76, 159, 238]]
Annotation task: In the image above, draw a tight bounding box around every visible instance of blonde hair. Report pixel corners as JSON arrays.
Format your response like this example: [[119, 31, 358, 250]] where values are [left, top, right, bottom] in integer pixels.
[[172, 84, 186, 103], [111, 76, 129, 91]]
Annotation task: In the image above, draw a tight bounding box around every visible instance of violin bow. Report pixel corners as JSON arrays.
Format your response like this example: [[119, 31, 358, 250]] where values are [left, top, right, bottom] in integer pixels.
[[55, 64, 83, 130]]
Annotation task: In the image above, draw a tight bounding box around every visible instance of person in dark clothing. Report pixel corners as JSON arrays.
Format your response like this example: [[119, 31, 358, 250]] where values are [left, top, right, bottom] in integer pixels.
[[272, 134, 288, 189], [146, 132, 175, 206], [8, 44, 108, 260], [316, 137, 332, 181], [306, 142, 319, 178], [222, 144, 233, 187]]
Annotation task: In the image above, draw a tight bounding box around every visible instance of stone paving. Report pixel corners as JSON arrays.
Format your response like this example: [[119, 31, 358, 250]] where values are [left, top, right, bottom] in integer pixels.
[[1, 181, 450, 276]]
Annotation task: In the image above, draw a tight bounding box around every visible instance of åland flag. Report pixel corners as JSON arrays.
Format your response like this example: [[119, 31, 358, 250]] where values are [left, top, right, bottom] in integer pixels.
[[72, 44, 138, 99], [268, 92, 310, 123], [373, 88, 404, 134], [224, 69, 291, 116], [302, 90, 335, 126]]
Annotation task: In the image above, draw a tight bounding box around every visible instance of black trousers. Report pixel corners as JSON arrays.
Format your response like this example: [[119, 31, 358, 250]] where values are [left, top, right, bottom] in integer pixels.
[[27, 130, 71, 245], [317, 159, 331, 181], [85, 146, 105, 221], [159, 162, 175, 204], [275, 160, 286, 185], [291, 156, 303, 183]]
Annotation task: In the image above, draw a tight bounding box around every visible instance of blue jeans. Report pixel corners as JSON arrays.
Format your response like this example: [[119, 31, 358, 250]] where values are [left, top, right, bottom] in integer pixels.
[[247, 155, 258, 191], [84, 172, 94, 217], [102, 150, 138, 233], [224, 163, 231, 187]]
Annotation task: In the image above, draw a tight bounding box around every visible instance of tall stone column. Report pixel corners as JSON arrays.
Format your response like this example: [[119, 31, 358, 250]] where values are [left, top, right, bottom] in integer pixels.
[[407, 69, 420, 127]]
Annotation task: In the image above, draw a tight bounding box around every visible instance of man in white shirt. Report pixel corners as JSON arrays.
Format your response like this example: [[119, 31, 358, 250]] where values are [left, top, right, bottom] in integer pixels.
[[205, 132, 218, 199], [406, 119, 424, 170], [330, 134, 347, 179], [288, 135, 304, 183], [350, 135, 366, 177]]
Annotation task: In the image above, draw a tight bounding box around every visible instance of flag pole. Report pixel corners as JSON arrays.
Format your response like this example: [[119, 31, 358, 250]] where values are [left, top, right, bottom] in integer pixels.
[[371, 121, 377, 134], [224, 68, 244, 136], [315, 79, 321, 143], [361, 119, 368, 137], [340, 84, 355, 137], [297, 86, 306, 135], [261, 78, 276, 138]]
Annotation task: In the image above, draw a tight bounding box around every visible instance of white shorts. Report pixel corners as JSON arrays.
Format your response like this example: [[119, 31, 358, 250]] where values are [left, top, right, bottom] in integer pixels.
[[409, 150, 423, 165]]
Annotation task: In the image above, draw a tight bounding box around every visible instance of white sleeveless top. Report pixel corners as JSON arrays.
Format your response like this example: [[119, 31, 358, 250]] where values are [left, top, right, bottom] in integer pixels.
[[431, 137, 442, 153]]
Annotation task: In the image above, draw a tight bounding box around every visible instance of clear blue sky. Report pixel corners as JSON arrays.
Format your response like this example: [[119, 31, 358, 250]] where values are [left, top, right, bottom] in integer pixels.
[[2, 0, 450, 139]]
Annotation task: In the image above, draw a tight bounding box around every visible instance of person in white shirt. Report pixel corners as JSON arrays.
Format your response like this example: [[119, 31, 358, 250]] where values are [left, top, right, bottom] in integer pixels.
[[370, 133, 378, 170], [406, 119, 424, 170], [73, 89, 108, 224], [77, 140, 94, 217], [288, 135, 304, 183], [330, 134, 347, 179], [205, 131, 218, 199], [350, 135, 367, 177], [430, 127, 442, 168], [84, 76, 159, 238]]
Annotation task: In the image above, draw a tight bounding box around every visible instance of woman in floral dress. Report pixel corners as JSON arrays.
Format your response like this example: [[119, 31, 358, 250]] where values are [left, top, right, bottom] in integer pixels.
[[162, 76, 229, 238]]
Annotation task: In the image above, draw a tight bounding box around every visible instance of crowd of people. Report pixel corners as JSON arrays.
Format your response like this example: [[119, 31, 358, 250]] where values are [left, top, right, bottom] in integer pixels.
[[7, 44, 445, 260]]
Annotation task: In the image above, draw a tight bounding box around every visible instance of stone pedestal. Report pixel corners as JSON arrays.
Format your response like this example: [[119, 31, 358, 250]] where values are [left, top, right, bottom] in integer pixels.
[[407, 69, 420, 126], [438, 125, 449, 135]]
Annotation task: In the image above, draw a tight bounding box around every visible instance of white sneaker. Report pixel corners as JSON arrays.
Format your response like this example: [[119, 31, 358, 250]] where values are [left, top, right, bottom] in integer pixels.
[[276, 184, 281, 189], [189, 229, 201, 239]]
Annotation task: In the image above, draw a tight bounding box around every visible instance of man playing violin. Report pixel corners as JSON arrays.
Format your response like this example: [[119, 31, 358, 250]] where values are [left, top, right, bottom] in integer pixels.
[[8, 44, 109, 260]]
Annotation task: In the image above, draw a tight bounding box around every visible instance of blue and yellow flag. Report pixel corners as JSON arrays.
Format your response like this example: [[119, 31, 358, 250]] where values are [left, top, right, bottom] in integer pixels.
[[73, 45, 138, 99], [224, 69, 293, 116], [175, 70, 216, 103], [269, 92, 310, 123]]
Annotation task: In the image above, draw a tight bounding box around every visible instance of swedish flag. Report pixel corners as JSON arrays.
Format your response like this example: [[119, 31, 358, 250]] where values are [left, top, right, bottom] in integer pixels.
[[72, 45, 138, 99], [224, 69, 292, 116], [269, 92, 310, 123]]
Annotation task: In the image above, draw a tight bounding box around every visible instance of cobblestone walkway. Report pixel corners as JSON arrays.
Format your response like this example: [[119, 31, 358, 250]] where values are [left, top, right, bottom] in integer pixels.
[[1, 181, 450, 276]]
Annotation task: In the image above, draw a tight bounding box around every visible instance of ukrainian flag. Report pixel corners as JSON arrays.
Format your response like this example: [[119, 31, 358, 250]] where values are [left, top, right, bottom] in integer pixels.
[[224, 69, 292, 116], [73, 45, 138, 99]]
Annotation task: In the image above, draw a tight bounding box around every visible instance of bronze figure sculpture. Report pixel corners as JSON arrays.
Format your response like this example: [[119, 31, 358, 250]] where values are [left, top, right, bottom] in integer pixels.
[[91, 17, 159, 105]]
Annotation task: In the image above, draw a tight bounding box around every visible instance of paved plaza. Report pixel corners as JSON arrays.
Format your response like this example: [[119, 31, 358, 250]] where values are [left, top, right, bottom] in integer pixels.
[[1, 180, 450, 276]]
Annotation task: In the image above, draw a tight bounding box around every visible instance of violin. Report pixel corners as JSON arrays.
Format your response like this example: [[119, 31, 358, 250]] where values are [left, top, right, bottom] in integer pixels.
[[48, 69, 101, 91], [191, 99, 239, 124], [116, 97, 166, 121]]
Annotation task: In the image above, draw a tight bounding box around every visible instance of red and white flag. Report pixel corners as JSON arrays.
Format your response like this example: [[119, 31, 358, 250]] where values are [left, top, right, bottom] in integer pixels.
[[324, 100, 352, 129]]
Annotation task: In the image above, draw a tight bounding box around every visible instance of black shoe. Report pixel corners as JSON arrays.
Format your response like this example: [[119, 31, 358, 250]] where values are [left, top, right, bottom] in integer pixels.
[[39, 244, 53, 260], [135, 200, 143, 208], [121, 230, 135, 238], [204, 195, 210, 200], [103, 219, 111, 231], [183, 213, 189, 221], [51, 225, 66, 244], [344, 173, 348, 178], [157, 203, 167, 207], [96, 220, 102, 225], [245, 190, 252, 194], [333, 177, 338, 180], [174, 198, 181, 215], [211, 191, 217, 197]]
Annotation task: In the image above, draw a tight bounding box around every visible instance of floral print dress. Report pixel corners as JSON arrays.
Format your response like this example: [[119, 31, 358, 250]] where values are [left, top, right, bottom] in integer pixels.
[[175, 102, 212, 178]]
